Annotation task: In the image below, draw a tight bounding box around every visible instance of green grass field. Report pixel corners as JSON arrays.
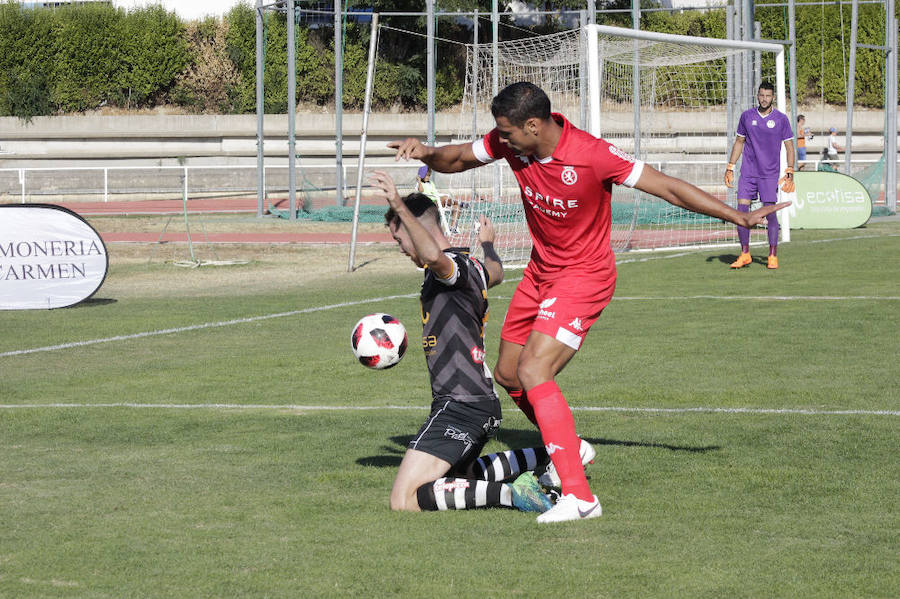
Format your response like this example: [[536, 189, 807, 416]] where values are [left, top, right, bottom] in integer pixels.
[[1, 220, 898, 598]]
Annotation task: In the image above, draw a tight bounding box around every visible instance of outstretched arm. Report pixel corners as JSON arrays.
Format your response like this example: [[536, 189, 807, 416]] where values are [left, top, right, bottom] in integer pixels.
[[635, 164, 790, 228], [388, 138, 484, 174]]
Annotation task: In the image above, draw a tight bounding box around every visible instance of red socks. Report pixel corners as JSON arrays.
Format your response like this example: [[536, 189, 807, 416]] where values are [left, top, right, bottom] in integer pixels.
[[508, 388, 538, 427], [528, 381, 592, 501]]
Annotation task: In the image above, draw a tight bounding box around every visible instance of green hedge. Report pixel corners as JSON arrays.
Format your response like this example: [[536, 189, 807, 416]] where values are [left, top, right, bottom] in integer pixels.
[[0, 1, 187, 118], [0, 0, 896, 119]]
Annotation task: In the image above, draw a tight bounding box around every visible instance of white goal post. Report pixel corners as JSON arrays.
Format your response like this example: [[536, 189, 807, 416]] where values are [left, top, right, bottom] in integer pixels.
[[440, 24, 791, 267], [585, 25, 786, 143]]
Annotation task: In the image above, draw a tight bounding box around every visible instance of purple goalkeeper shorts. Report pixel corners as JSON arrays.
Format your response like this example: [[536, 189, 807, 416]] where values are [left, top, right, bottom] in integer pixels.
[[737, 176, 779, 204]]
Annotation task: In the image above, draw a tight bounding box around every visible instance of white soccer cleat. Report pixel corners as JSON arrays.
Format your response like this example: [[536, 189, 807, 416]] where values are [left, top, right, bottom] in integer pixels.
[[536, 493, 602, 523], [537, 438, 596, 489]]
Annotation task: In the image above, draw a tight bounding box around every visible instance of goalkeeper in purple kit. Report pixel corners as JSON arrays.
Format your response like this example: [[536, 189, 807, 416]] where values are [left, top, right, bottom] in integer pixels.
[[724, 81, 795, 270]]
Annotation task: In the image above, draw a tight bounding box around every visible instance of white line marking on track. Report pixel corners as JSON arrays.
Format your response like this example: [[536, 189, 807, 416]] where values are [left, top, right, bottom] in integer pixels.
[[0, 293, 416, 358], [0, 403, 896, 416]]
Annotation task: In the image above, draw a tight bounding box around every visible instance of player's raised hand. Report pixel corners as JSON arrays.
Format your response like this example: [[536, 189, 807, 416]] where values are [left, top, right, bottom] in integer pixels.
[[476, 215, 496, 244], [743, 201, 791, 227], [388, 138, 433, 162], [368, 170, 402, 209]]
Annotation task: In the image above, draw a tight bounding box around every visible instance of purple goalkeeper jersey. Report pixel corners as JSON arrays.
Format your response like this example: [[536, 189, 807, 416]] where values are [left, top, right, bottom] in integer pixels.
[[735, 108, 793, 178]]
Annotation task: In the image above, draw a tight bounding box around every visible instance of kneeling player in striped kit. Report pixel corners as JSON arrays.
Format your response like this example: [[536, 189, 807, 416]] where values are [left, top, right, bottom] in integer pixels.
[[371, 171, 555, 513]]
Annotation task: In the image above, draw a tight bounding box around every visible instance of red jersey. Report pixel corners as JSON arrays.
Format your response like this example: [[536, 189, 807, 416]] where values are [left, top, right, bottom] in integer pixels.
[[472, 113, 643, 278]]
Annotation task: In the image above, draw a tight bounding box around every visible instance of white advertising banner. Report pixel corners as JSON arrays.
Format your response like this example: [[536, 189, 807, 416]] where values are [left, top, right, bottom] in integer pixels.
[[785, 171, 873, 229], [0, 204, 108, 310]]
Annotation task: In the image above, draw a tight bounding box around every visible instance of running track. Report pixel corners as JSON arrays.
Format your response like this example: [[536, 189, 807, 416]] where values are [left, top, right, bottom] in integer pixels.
[[56, 198, 394, 245]]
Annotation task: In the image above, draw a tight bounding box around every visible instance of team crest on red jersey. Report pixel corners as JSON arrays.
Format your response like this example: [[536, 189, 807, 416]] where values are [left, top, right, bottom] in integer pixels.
[[561, 166, 578, 186]]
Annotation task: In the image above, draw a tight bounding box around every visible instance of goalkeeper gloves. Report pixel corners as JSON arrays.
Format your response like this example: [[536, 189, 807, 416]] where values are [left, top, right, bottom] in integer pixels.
[[724, 163, 735, 188], [779, 167, 795, 193]]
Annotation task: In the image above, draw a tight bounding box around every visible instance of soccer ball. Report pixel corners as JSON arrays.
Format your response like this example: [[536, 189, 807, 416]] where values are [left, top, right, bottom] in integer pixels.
[[350, 313, 408, 370]]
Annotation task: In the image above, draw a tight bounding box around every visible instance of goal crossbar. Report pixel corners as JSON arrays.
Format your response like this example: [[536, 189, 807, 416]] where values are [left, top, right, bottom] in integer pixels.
[[586, 24, 787, 140]]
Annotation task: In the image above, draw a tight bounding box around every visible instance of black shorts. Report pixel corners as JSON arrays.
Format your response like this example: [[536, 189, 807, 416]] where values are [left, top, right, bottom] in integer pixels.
[[409, 399, 502, 469]]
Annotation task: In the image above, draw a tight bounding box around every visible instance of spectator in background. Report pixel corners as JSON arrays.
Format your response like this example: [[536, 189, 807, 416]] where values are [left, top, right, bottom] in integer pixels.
[[416, 165, 460, 234], [825, 127, 843, 165], [796, 114, 813, 168]]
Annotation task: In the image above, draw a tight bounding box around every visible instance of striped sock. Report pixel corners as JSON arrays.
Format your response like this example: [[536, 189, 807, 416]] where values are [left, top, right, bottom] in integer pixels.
[[466, 446, 549, 481], [416, 478, 512, 511]]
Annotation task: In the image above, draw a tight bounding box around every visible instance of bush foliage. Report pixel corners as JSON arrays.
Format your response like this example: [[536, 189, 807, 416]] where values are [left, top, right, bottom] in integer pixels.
[[0, 0, 895, 119]]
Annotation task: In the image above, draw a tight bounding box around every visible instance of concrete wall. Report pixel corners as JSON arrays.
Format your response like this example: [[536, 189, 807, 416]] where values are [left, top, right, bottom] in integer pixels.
[[0, 108, 889, 168]]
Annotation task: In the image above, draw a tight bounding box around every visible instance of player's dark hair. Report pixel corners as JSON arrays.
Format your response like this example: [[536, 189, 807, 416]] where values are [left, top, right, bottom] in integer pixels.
[[797, 114, 805, 121], [384, 193, 441, 228], [758, 81, 775, 93], [490, 82, 551, 127]]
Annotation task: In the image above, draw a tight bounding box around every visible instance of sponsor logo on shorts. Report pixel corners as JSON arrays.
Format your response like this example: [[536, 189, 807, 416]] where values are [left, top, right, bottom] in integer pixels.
[[445, 426, 475, 452], [537, 297, 557, 321], [561, 166, 578, 185], [568, 317, 584, 332]]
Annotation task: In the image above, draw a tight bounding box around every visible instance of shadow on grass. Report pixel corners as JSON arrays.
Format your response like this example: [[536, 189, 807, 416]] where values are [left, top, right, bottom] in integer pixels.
[[707, 254, 768, 268], [498, 429, 719, 454], [73, 297, 118, 308], [583, 436, 720, 453], [356, 430, 719, 468], [352, 258, 382, 272], [355, 435, 412, 468]]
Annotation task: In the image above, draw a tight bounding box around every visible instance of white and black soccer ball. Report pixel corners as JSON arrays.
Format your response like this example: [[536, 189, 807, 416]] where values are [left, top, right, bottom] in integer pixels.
[[350, 313, 408, 370]]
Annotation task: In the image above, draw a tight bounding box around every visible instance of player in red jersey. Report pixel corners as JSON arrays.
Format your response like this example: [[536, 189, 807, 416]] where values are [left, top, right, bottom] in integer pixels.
[[389, 82, 788, 523]]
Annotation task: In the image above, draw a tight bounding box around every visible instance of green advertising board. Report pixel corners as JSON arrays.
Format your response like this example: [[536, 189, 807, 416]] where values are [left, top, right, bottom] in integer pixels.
[[786, 171, 872, 229]]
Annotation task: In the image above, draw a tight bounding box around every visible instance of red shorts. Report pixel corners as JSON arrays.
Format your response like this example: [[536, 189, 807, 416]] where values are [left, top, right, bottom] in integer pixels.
[[500, 266, 616, 350]]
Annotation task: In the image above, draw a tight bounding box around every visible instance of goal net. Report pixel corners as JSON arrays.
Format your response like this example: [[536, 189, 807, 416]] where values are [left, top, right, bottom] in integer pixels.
[[437, 24, 787, 266]]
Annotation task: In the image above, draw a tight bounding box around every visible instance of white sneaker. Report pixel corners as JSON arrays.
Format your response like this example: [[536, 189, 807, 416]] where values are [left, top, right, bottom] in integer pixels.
[[537, 438, 596, 489], [536, 493, 602, 523]]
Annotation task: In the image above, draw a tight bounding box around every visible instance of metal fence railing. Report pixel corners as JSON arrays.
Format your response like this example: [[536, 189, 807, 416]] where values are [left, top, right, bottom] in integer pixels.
[[1, 158, 895, 211]]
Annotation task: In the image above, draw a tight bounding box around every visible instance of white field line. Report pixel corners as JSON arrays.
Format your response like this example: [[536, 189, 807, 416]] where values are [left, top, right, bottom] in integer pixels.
[[0, 293, 416, 358], [0, 403, 896, 416], [6, 291, 897, 360], [3, 230, 897, 359]]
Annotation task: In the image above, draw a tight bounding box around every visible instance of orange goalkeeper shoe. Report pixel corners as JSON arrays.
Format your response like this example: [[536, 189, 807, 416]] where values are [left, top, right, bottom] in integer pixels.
[[767, 255, 779, 269], [730, 252, 752, 268]]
